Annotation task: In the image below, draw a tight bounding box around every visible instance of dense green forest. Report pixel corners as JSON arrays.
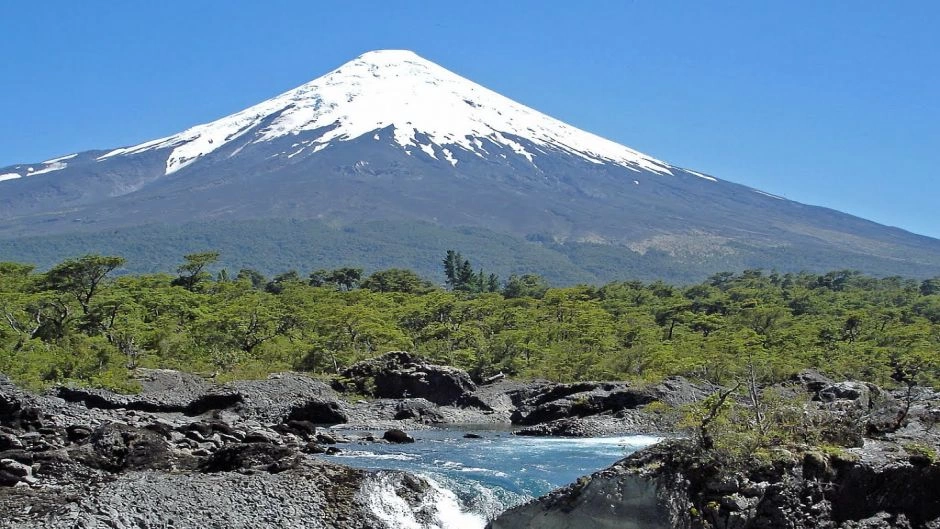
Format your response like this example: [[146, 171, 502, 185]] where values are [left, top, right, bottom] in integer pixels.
[[4, 219, 938, 285], [1, 251, 938, 393]]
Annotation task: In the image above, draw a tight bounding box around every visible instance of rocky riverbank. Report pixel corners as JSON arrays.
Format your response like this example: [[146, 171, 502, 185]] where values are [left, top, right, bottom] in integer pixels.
[[488, 373, 940, 529], [3, 351, 936, 528], [0, 351, 692, 527]]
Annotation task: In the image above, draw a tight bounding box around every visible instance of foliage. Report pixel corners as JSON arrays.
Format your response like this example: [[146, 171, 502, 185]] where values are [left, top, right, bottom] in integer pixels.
[[0, 253, 938, 393]]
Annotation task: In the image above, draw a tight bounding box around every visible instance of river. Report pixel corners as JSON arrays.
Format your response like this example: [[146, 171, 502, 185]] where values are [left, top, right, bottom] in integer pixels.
[[325, 427, 661, 527]]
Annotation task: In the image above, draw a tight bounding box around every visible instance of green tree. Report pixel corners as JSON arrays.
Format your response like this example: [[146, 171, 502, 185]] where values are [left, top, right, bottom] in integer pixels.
[[44, 255, 126, 315], [173, 251, 219, 291], [361, 268, 435, 294], [502, 274, 549, 299]]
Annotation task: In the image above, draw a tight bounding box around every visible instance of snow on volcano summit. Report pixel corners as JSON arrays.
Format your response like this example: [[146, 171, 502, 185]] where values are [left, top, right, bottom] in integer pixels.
[[97, 50, 676, 176]]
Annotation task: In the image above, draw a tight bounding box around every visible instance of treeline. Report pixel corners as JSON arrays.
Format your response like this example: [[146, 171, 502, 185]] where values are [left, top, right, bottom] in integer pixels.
[[0, 252, 938, 392]]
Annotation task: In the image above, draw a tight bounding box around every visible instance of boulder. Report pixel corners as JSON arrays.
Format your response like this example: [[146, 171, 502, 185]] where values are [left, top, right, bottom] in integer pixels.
[[223, 372, 347, 422], [71, 423, 175, 472], [510, 382, 656, 425], [335, 351, 481, 407], [201, 442, 299, 473], [393, 399, 446, 424], [0, 458, 37, 486], [791, 370, 836, 395], [382, 429, 415, 444], [286, 398, 348, 425], [818, 381, 871, 407]]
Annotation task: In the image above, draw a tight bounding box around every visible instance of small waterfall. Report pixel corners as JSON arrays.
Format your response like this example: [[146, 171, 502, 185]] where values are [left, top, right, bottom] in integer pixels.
[[359, 471, 487, 529]]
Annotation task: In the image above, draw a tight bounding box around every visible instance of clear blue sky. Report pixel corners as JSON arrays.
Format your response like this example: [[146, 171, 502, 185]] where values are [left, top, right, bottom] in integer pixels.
[[2, 1, 938, 238]]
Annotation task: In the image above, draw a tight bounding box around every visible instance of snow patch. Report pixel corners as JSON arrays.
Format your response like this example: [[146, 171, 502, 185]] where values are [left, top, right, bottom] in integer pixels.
[[0, 172, 21, 182], [442, 148, 458, 166], [42, 153, 78, 164], [685, 169, 717, 182], [419, 143, 437, 159], [753, 189, 785, 200], [29, 161, 68, 176]]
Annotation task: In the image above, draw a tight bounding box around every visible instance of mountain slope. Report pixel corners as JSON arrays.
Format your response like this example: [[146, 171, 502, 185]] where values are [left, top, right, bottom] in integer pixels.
[[1, 50, 938, 281]]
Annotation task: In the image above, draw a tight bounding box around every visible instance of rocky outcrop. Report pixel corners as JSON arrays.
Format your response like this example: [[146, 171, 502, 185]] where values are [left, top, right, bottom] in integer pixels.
[[0, 372, 467, 528], [54, 370, 350, 425], [334, 351, 486, 407], [490, 438, 940, 529], [491, 374, 940, 529], [507, 376, 712, 436]]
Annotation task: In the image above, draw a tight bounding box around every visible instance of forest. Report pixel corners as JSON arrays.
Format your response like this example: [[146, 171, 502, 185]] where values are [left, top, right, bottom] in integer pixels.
[[1, 251, 938, 393]]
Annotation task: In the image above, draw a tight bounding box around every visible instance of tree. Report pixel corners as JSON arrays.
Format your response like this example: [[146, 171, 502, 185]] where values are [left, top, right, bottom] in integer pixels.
[[361, 269, 435, 294], [443, 250, 475, 291], [265, 270, 302, 294], [308, 268, 363, 291], [920, 277, 940, 296], [443, 250, 460, 290], [44, 255, 126, 315], [236, 268, 266, 290], [308, 269, 331, 287], [503, 274, 549, 299], [173, 251, 219, 291], [327, 268, 363, 291]]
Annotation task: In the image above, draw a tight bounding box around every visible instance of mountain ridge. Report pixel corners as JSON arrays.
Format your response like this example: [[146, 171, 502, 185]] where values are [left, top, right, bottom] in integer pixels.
[[1, 49, 938, 281]]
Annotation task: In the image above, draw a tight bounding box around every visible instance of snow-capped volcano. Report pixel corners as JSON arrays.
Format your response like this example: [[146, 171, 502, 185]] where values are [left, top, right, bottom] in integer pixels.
[[97, 50, 675, 176], [2, 49, 939, 282]]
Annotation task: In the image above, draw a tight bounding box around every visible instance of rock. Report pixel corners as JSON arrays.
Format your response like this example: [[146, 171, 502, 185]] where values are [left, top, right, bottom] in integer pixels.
[[303, 442, 327, 454], [382, 429, 414, 444], [283, 420, 318, 436], [54, 368, 237, 414], [510, 381, 656, 425], [652, 376, 718, 407], [393, 399, 446, 424], [489, 439, 940, 529], [792, 370, 836, 395], [335, 351, 483, 407], [201, 442, 299, 473], [72, 423, 175, 472], [0, 432, 23, 451], [315, 432, 337, 445], [241, 431, 275, 444], [286, 398, 348, 425], [463, 433, 482, 439], [65, 425, 93, 443], [0, 458, 37, 486], [819, 382, 871, 407]]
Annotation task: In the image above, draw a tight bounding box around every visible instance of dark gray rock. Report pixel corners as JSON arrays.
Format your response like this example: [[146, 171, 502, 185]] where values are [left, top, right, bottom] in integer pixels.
[[382, 429, 415, 444], [335, 351, 483, 407], [792, 370, 836, 395], [201, 442, 299, 473], [285, 397, 348, 425], [510, 381, 655, 425], [71, 423, 177, 472], [489, 439, 940, 529], [393, 398, 446, 424]]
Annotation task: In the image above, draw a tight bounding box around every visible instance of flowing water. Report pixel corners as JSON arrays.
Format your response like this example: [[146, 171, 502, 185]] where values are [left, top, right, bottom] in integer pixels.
[[326, 427, 661, 528]]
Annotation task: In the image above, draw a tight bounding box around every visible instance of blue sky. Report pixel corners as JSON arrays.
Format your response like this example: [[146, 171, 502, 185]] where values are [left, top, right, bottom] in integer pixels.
[[2, 1, 938, 238]]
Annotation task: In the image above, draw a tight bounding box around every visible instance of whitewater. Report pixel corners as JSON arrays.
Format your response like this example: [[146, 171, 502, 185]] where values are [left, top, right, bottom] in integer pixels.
[[327, 428, 661, 528]]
